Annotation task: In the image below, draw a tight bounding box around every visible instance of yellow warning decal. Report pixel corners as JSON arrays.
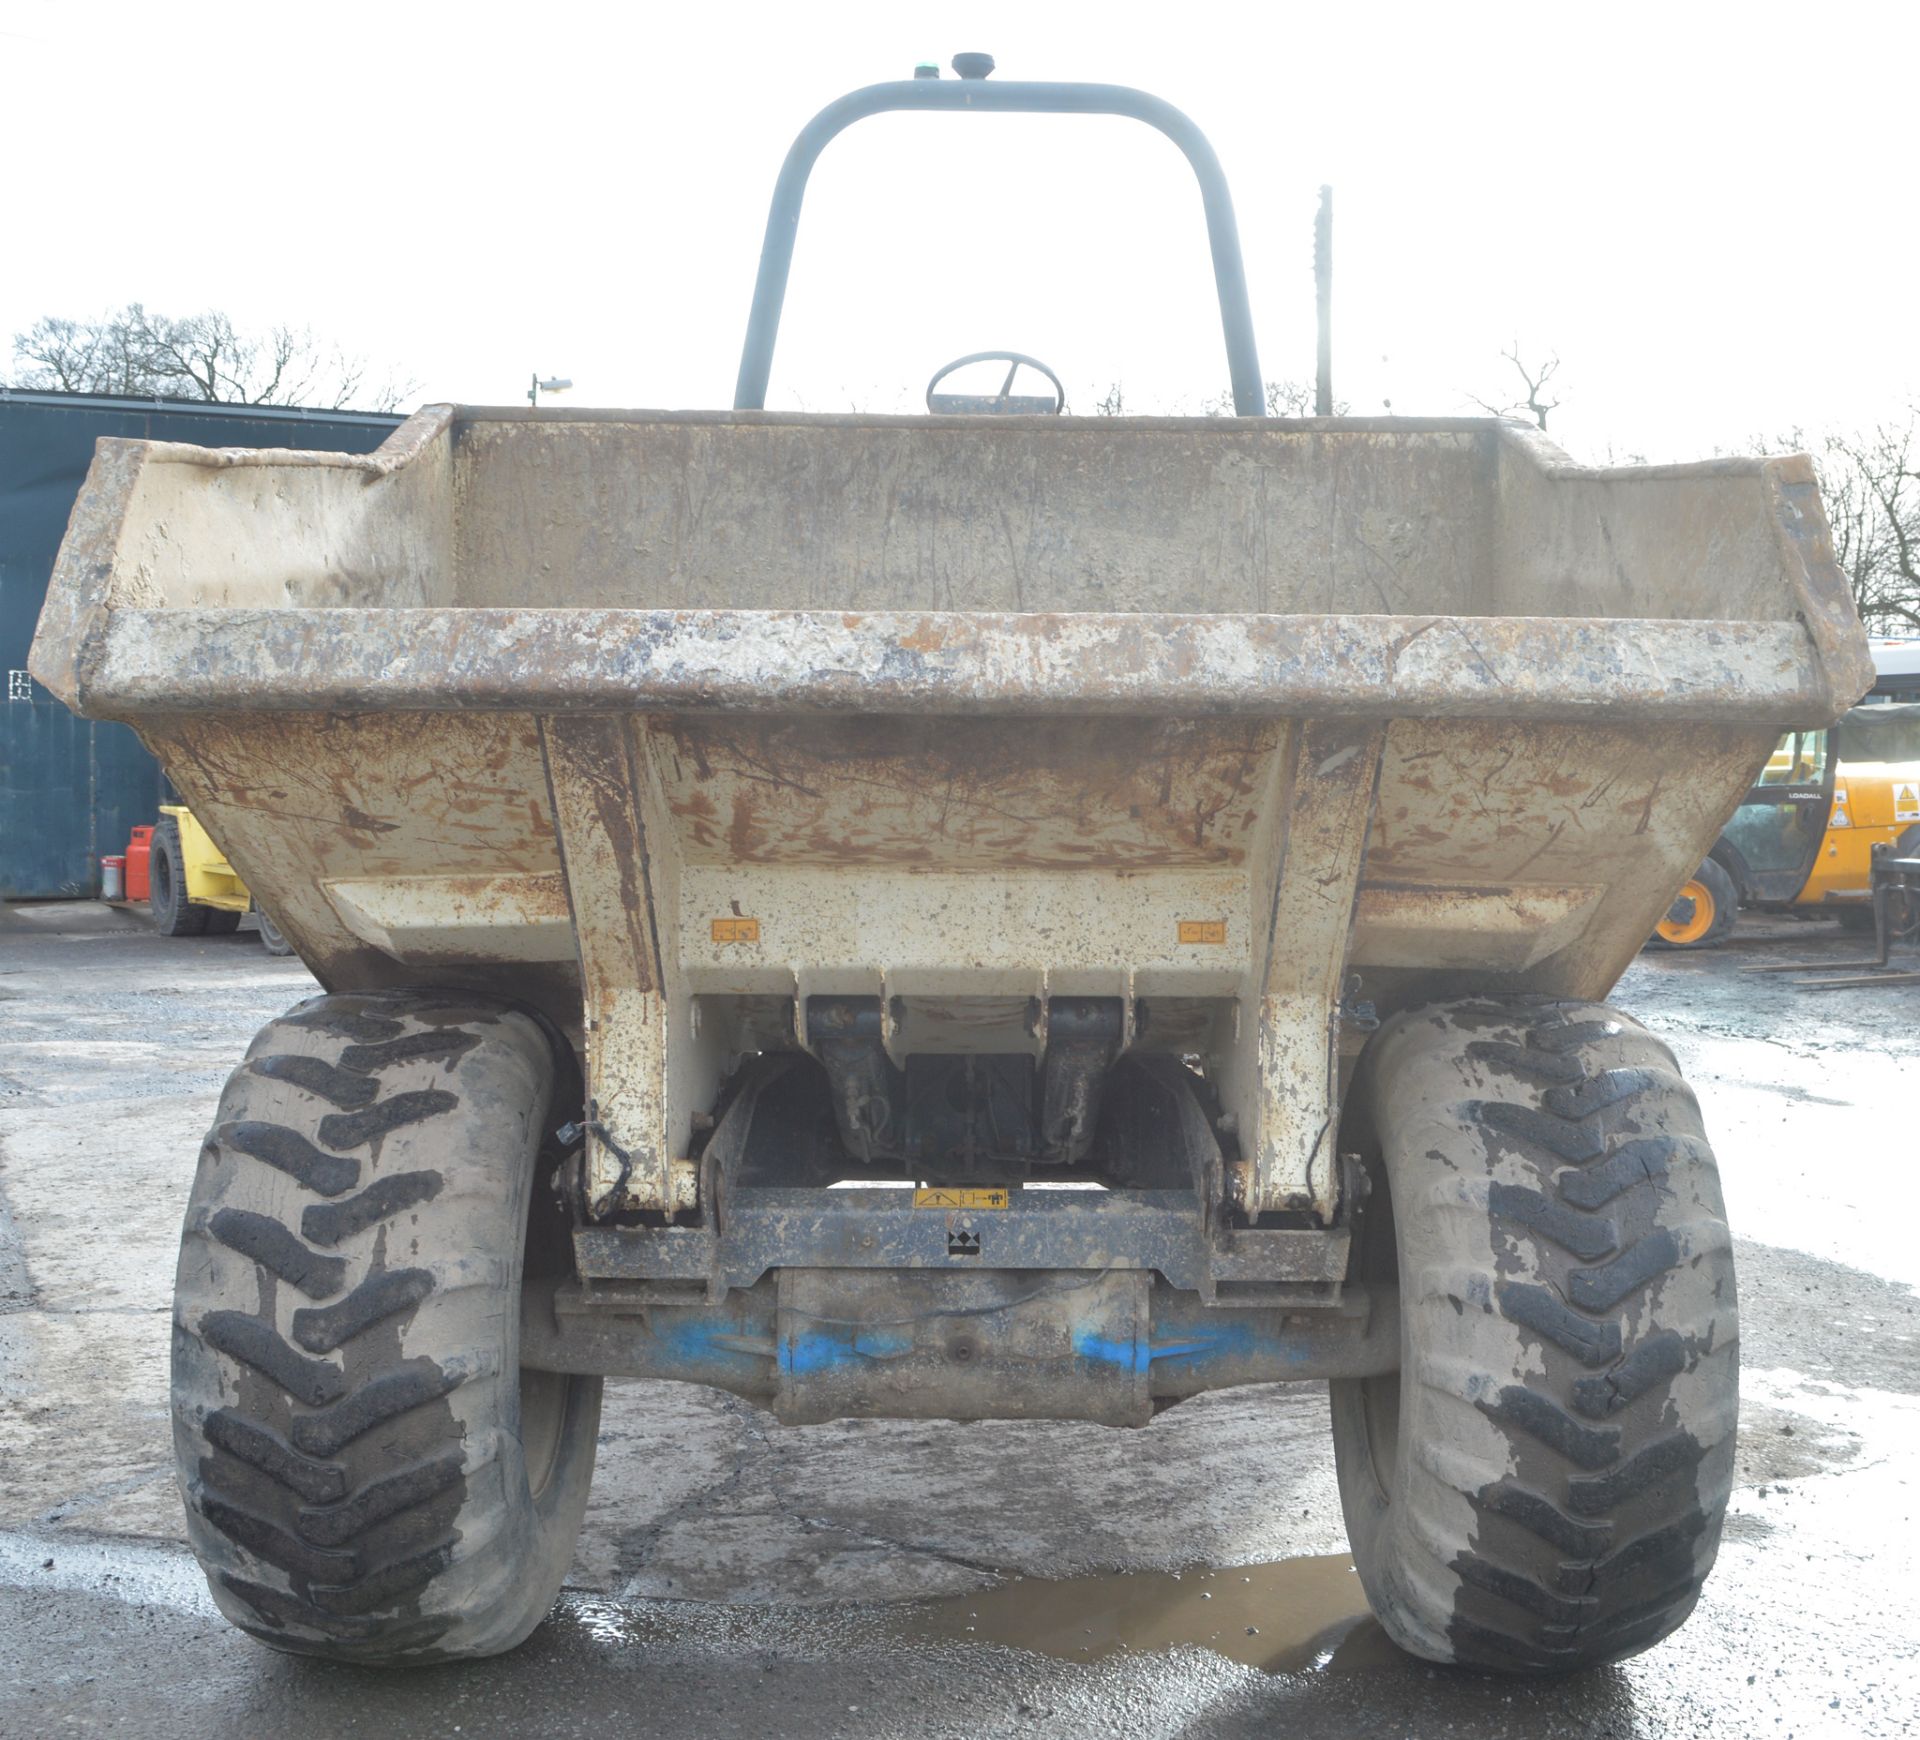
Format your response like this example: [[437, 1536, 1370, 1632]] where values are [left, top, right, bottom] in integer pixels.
[[913, 1187, 1009, 1210], [1896, 780, 1920, 823], [711, 917, 761, 943], [1177, 919, 1228, 945]]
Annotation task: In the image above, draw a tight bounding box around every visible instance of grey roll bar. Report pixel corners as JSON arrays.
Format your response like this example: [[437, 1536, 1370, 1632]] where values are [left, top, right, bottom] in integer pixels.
[[733, 68, 1266, 415]]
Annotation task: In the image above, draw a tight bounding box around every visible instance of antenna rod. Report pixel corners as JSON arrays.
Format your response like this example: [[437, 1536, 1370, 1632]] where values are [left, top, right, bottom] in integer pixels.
[[1314, 184, 1333, 416]]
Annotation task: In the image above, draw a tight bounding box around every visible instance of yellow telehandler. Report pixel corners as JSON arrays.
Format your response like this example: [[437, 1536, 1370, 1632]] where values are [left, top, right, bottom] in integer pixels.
[[1654, 701, 1920, 946]]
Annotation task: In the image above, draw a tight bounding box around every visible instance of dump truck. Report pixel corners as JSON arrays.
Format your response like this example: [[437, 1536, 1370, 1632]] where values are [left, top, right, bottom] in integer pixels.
[[28, 58, 1871, 1676]]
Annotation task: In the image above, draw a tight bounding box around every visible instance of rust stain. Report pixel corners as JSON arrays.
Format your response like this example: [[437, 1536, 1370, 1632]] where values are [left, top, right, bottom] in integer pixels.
[[726, 792, 767, 861], [565, 719, 659, 998], [655, 715, 1281, 870]]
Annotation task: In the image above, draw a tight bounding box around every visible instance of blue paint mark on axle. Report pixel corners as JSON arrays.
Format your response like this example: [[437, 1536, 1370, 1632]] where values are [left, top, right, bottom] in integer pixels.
[[649, 1316, 775, 1377], [1145, 1318, 1258, 1366], [1072, 1316, 1272, 1376], [1071, 1328, 1148, 1374], [779, 1327, 913, 1376]]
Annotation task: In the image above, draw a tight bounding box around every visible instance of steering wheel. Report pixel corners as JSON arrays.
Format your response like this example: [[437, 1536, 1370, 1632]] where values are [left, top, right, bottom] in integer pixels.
[[926, 351, 1066, 416]]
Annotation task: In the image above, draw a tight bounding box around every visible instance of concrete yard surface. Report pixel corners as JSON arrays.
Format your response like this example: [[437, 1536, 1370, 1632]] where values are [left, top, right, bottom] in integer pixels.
[[1, 901, 1916, 1738]]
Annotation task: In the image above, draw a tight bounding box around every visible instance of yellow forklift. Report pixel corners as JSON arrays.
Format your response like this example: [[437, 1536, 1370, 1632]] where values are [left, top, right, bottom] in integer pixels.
[[145, 806, 293, 954]]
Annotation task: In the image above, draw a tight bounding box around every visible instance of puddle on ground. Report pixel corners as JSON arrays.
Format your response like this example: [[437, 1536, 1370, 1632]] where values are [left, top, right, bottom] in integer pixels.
[[897, 1551, 1403, 1674]]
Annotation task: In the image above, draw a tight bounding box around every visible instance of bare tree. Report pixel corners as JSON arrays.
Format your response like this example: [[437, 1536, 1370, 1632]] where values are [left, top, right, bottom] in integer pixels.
[[1196, 378, 1350, 418], [7, 303, 414, 411], [1470, 342, 1562, 429], [1747, 420, 1920, 633], [1256, 378, 1351, 417], [1819, 420, 1920, 633]]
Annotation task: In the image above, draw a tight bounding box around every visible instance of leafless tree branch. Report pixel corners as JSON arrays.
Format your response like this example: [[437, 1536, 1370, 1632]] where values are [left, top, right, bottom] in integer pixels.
[[1469, 342, 1562, 429], [1757, 417, 1920, 632], [4, 303, 417, 412], [1191, 378, 1350, 418]]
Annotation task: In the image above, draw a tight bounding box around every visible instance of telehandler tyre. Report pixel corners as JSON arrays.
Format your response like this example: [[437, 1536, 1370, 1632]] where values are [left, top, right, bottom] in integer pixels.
[[171, 989, 601, 1663], [1331, 998, 1737, 1674], [1648, 857, 1737, 950]]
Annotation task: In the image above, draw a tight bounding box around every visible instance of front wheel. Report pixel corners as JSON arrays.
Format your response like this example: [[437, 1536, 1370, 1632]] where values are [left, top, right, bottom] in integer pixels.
[[171, 990, 601, 1663], [1648, 857, 1737, 950], [1330, 998, 1737, 1673], [149, 819, 210, 937]]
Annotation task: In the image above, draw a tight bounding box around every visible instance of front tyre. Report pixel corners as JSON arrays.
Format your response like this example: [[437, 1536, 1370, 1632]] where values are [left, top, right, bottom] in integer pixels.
[[1330, 998, 1737, 1673], [149, 819, 210, 937], [1648, 857, 1737, 950], [171, 990, 601, 1663]]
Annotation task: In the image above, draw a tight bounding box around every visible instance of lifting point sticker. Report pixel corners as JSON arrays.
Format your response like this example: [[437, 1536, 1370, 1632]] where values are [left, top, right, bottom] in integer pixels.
[[913, 1187, 1009, 1210]]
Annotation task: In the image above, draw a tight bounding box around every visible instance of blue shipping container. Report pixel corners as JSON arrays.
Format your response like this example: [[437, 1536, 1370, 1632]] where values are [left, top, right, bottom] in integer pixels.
[[1, 391, 401, 899]]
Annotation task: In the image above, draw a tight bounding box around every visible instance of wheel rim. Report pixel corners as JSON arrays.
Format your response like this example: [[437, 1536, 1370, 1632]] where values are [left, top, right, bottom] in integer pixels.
[[518, 1367, 569, 1500], [1657, 878, 1716, 945], [1351, 1153, 1402, 1503], [1359, 1364, 1402, 1501]]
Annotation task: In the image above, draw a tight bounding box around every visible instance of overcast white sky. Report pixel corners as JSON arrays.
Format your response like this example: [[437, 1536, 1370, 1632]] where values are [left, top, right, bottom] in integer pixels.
[[3, 0, 1915, 462]]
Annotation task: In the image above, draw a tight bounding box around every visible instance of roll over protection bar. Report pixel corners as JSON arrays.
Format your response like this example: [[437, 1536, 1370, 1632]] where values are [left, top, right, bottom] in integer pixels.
[[733, 64, 1267, 415]]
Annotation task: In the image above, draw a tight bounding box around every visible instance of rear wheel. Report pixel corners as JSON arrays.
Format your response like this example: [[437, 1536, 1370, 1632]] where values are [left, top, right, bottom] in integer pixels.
[[149, 820, 210, 937], [171, 989, 601, 1663], [256, 910, 294, 957], [1649, 857, 1737, 950], [1330, 997, 1737, 1673]]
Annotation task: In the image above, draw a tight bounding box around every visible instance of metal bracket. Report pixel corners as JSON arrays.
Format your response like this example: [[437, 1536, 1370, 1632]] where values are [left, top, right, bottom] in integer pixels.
[[1230, 720, 1385, 1219], [539, 714, 699, 1216], [802, 993, 1125, 1170]]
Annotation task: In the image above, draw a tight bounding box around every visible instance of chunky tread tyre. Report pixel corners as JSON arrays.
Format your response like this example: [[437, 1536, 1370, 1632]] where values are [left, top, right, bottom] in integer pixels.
[[1330, 997, 1737, 1674], [149, 820, 210, 937], [172, 989, 601, 1663]]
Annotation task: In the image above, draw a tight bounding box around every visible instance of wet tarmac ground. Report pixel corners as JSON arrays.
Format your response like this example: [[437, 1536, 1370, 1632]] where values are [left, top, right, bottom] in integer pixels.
[[2, 901, 1916, 1737]]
